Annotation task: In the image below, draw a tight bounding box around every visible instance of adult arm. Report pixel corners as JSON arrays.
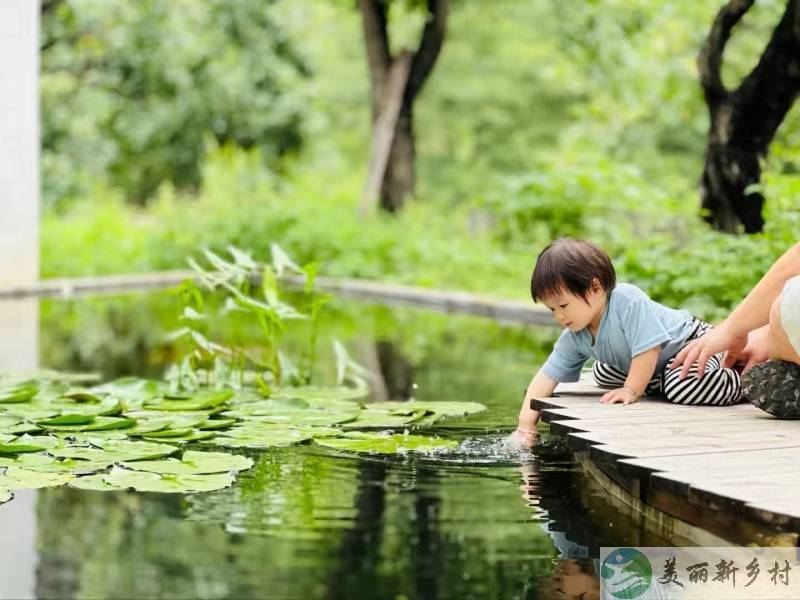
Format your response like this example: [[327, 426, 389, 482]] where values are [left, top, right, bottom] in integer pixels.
[[671, 242, 800, 378]]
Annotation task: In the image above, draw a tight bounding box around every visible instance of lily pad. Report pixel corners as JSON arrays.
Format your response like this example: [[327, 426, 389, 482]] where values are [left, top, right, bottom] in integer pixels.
[[367, 401, 487, 418], [197, 418, 236, 430], [0, 466, 74, 489], [69, 474, 123, 491], [141, 430, 214, 443], [314, 431, 458, 454], [36, 414, 95, 426], [53, 440, 178, 462], [342, 408, 428, 429], [39, 416, 135, 432], [0, 489, 11, 503], [0, 423, 40, 435], [0, 453, 55, 469], [145, 389, 233, 412], [0, 383, 37, 404], [103, 467, 234, 493], [206, 428, 313, 449], [0, 416, 21, 428], [271, 384, 369, 402], [121, 450, 252, 475]]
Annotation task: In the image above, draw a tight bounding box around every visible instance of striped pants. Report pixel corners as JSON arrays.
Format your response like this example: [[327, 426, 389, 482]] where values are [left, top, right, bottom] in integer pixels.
[[592, 320, 743, 406]]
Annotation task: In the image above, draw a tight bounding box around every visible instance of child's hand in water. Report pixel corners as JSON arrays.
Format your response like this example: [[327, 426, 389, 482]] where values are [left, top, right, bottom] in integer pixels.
[[600, 387, 640, 405], [503, 428, 537, 452]]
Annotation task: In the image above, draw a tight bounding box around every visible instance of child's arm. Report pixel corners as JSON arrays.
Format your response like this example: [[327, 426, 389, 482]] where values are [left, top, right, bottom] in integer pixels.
[[504, 370, 558, 451], [599, 346, 659, 405]]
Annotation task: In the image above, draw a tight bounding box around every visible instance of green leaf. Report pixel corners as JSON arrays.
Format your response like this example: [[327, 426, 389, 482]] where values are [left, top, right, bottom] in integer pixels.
[[69, 474, 123, 492], [314, 432, 458, 454], [0, 467, 74, 489], [342, 408, 428, 429], [39, 416, 135, 432], [197, 418, 236, 430], [36, 414, 95, 426], [103, 467, 234, 493], [206, 428, 313, 448], [145, 389, 233, 411], [270, 243, 303, 277], [121, 450, 252, 475], [272, 384, 369, 403], [0, 383, 38, 404], [0, 489, 12, 503]]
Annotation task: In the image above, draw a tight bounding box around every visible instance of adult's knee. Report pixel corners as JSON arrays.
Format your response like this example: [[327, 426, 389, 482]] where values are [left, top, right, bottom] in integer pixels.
[[768, 294, 800, 364]]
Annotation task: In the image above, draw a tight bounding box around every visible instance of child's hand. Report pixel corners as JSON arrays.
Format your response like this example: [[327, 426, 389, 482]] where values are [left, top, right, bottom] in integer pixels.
[[503, 428, 537, 452], [600, 387, 640, 405]]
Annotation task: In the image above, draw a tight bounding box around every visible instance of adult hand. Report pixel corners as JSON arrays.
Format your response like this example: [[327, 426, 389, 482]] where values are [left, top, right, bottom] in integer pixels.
[[731, 325, 770, 373], [669, 322, 747, 380], [503, 428, 536, 452]]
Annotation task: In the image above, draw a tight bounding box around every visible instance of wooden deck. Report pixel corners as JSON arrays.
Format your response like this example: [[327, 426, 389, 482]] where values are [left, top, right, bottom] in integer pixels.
[[537, 379, 800, 546]]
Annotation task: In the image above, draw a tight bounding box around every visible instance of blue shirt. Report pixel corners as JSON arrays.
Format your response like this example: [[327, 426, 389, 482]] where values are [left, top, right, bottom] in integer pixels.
[[541, 283, 695, 383]]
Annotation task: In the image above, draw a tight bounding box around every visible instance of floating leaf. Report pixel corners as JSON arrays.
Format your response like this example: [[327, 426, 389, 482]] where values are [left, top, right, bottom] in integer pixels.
[[141, 430, 214, 443], [197, 418, 236, 430], [140, 427, 194, 439], [52, 440, 178, 462], [37, 414, 94, 426], [0, 441, 47, 454], [366, 401, 487, 418], [206, 428, 312, 449], [145, 389, 233, 411], [343, 408, 428, 429], [272, 384, 369, 403], [0, 416, 21, 428], [39, 417, 135, 432], [0, 467, 74, 489], [314, 432, 458, 454], [0, 453, 55, 469], [103, 467, 234, 493], [69, 474, 123, 491], [0, 489, 11, 503], [0, 383, 37, 404], [121, 450, 252, 475]]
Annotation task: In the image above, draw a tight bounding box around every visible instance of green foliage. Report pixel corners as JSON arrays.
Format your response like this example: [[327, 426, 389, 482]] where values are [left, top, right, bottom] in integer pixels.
[[41, 0, 308, 207], [41, 0, 800, 322]]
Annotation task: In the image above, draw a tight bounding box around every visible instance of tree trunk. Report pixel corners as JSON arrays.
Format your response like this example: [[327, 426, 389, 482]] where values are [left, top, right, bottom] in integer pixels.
[[380, 103, 415, 212], [358, 0, 448, 214], [698, 0, 800, 233]]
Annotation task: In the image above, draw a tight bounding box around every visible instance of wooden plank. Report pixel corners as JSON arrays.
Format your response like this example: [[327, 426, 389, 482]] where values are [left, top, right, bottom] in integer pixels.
[[540, 379, 800, 532], [590, 439, 800, 464], [549, 412, 768, 437], [618, 446, 800, 478]]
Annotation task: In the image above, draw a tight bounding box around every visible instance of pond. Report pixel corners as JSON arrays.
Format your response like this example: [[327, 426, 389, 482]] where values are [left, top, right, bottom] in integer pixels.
[[0, 292, 677, 599]]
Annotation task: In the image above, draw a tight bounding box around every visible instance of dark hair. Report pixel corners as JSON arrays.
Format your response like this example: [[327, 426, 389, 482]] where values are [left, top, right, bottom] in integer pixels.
[[530, 238, 616, 303]]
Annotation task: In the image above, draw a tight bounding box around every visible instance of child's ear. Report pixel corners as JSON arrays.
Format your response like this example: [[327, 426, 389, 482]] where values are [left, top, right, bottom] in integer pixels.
[[591, 277, 602, 293]]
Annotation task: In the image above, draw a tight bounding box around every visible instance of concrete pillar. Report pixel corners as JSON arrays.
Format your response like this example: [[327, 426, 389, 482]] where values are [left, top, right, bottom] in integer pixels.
[[0, 2, 40, 600]]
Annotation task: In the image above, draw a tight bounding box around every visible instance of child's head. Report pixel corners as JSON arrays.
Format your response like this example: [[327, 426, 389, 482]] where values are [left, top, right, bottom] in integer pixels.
[[531, 238, 615, 330]]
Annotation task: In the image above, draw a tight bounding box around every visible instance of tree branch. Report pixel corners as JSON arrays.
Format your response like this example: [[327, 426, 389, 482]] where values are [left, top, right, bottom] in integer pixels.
[[698, 0, 755, 111], [358, 0, 392, 118], [407, 0, 448, 101], [732, 0, 800, 153]]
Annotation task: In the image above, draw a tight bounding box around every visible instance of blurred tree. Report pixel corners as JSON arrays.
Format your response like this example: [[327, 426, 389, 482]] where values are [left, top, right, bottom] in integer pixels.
[[40, 0, 309, 207], [358, 0, 448, 213], [698, 0, 800, 233]]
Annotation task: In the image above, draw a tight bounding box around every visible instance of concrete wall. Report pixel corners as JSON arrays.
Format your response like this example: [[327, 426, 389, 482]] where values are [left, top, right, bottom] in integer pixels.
[[0, 0, 39, 286], [0, 3, 39, 600]]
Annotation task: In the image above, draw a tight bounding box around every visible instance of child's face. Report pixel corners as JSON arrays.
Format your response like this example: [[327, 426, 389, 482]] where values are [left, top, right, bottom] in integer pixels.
[[541, 282, 606, 333]]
